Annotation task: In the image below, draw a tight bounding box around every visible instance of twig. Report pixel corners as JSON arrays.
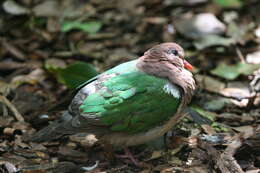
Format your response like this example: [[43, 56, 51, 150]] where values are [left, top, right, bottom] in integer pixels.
[[246, 92, 257, 109], [0, 38, 26, 61], [0, 95, 24, 122], [247, 70, 260, 108], [235, 46, 246, 64], [198, 139, 244, 173], [220, 151, 244, 173], [197, 125, 260, 173]]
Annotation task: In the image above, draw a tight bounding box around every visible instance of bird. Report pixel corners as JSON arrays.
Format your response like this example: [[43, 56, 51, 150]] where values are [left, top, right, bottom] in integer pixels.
[[29, 42, 196, 165]]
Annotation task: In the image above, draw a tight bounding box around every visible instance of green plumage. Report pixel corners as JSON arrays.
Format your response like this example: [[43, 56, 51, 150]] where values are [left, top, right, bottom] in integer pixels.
[[29, 43, 195, 147], [80, 60, 181, 134]]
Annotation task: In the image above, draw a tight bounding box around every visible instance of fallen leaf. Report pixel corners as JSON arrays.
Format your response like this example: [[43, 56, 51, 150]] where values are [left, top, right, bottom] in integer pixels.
[[168, 156, 183, 165], [194, 35, 234, 50], [0, 161, 18, 173], [12, 86, 47, 115], [201, 124, 216, 134], [69, 133, 98, 147], [187, 165, 209, 173], [61, 21, 102, 34], [148, 150, 164, 160], [213, 0, 243, 8], [175, 13, 226, 40], [49, 61, 98, 88], [220, 86, 250, 100], [227, 21, 255, 44], [77, 42, 105, 57], [32, 0, 61, 17], [58, 146, 88, 160], [2, 0, 30, 15], [255, 26, 260, 38], [195, 74, 225, 93], [246, 51, 260, 64], [211, 62, 260, 80], [45, 58, 67, 72], [0, 81, 14, 95], [203, 98, 230, 111], [11, 69, 47, 85], [190, 105, 216, 122]]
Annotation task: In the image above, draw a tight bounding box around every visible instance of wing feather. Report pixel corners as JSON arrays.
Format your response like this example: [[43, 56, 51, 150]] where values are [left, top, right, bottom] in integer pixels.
[[74, 71, 181, 134]]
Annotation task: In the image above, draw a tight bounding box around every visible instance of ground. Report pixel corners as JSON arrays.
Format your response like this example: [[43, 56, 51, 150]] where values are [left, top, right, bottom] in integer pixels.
[[0, 0, 260, 172]]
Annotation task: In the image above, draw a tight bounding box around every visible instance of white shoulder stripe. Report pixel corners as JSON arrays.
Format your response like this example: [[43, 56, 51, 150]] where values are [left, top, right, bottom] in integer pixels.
[[163, 82, 180, 98]]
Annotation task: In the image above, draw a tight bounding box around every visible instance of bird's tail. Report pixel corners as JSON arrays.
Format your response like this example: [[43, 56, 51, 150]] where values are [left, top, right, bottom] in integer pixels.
[[28, 111, 74, 142]]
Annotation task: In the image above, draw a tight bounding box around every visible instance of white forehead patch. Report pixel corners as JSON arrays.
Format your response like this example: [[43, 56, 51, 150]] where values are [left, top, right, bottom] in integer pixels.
[[163, 82, 180, 98]]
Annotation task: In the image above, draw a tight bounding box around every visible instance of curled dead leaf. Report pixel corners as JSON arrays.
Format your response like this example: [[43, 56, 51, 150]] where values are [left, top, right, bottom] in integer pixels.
[[11, 69, 46, 86]]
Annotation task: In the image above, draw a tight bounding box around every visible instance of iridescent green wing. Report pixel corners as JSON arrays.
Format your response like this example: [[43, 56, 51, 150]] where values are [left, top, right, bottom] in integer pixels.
[[79, 70, 181, 134]]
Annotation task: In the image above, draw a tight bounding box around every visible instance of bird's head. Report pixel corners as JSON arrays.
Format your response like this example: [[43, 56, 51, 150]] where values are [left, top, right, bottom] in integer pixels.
[[137, 42, 196, 105], [143, 42, 193, 71]]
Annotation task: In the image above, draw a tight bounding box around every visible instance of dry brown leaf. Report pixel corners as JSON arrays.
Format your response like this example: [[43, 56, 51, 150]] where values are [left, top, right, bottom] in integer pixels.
[[11, 69, 46, 85]]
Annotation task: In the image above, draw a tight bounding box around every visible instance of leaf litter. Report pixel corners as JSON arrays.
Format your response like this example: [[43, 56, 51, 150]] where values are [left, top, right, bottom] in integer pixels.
[[0, 0, 260, 172]]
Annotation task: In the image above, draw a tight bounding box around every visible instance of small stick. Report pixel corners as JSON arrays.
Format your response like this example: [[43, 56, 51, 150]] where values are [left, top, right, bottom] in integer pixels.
[[235, 46, 246, 63], [198, 139, 244, 173], [0, 38, 26, 61], [0, 95, 24, 122], [197, 125, 260, 173]]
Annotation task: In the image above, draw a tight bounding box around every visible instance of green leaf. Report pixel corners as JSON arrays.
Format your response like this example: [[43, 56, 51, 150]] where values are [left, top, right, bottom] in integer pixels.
[[61, 21, 102, 34], [46, 61, 98, 88], [189, 106, 230, 132], [190, 105, 216, 122], [211, 62, 260, 80], [58, 62, 98, 88], [210, 63, 239, 80], [213, 0, 243, 8], [194, 35, 234, 50]]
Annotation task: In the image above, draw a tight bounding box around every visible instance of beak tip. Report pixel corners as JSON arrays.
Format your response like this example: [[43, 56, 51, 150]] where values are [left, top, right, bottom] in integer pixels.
[[184, 60, 193, 71]]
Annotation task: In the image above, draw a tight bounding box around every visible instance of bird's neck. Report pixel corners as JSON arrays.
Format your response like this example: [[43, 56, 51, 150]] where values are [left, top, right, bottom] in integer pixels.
[[136, 56, 196, 107]]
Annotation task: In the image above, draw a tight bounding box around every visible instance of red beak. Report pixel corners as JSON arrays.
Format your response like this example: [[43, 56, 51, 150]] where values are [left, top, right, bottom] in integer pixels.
[[184, 60, 193, 70]]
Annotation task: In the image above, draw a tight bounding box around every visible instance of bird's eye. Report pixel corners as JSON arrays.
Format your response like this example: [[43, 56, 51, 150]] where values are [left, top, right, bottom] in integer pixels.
[[169, 49, 178, 56]]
